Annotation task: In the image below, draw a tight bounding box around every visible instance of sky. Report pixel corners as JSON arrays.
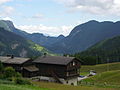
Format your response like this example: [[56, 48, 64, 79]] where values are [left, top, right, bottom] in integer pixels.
[[0, 0, 120, 36]]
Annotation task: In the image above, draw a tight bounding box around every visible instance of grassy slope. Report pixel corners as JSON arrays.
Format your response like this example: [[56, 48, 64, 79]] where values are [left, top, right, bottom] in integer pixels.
[[1, 82, 119, 90], [33, 81, 119, 90], [81, 62, 120, 74], [83, 70, 120, 85], [0, 27, 53, 57], [80, 62, 120, 87], [0, 84, 50, 90]]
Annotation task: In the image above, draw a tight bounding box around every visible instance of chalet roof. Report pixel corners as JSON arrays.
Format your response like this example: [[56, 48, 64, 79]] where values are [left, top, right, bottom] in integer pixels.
[[33, 56, 76, 65], [23, 65, 39, 72], [0, 56, 30, 64]]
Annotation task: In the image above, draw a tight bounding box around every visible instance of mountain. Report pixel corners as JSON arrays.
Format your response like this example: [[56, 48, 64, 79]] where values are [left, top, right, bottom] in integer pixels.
[[0, 20, 65, 48], [2, 20, 120, 55], [48, 20, 120, 54], [25, 33, 65, 47], [0, 27, 51, 57], [73, 35, 120, 64]]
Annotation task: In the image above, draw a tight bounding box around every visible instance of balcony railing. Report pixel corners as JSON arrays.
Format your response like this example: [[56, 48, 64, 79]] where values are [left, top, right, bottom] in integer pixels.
[[67, 64, 81, 71]]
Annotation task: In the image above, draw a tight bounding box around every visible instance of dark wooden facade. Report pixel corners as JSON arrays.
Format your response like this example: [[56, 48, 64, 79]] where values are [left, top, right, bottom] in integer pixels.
[[0, 55, 81, 80], [0, 56, 39, 77], [66, 59, 81, 79], [34, 56, 81, 80]]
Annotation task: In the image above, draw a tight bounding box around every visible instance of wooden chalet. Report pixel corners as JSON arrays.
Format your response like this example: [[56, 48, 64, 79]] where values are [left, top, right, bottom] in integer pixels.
[[33, 55, 81, 85], [0, 55, 39, 77]]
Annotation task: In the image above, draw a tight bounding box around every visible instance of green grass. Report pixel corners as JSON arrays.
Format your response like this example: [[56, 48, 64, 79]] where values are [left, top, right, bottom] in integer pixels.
[[80, 62, 120, 88], [0, 84, 51, 90], [33, 81, 119, 90], [83, 70, 120, 85], [32, 44, 44, 51], [81, 62, 120, 74], [80, 72, 89, 76], [0, 80, 119, 90]]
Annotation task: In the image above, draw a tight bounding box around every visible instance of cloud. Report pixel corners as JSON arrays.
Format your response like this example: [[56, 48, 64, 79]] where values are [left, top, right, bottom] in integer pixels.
[[0, 6, 14, 17], [16, 24, 74, 36], [32, 13, 45, 20], [2, 6, 14, 15], [0, 0, 12, 4], [2, 17, 13, 21], [54, 0, 120, 15]]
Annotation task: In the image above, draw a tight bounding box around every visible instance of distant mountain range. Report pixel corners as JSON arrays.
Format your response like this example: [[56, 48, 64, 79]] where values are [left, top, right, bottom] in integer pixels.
[[1, 20, 120, 55], [0, 20, 64, 47], [0, 21, 52, 57]]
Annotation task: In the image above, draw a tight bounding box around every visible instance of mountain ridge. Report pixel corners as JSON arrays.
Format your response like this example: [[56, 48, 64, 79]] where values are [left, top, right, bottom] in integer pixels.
[[0, 27, 52, 57], [1, 20, 120, 54], [0, 20, 65, 47], [47, 20, 120, 54]]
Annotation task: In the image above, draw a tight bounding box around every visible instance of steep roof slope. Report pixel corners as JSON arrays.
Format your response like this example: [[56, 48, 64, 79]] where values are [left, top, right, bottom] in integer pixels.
[[33, 56, 76, 65]]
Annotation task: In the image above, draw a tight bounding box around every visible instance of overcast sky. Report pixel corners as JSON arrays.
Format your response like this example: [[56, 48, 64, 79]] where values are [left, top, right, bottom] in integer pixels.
[[0, 0, 120, 36]]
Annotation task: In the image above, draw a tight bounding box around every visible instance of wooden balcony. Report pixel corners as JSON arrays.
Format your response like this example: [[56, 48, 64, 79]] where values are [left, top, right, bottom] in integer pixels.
[[65, 69, 80, 79], [67, 64, 81, 71]]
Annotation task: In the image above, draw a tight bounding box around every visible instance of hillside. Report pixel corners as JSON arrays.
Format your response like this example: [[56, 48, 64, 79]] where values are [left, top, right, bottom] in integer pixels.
[[80, 62, 120, 88], [0, 27, 51, 57], [0, 20, 64, 48], [77, 35, 120, 64], [81, 62, 120, 73], [27, 33, 64, 47], [48, 20, 120, 54], [83, 70, 120, 85]]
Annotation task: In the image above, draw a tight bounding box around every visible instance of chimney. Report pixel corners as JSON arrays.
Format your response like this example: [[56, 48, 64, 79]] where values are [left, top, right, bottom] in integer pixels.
[[11, 55, 14, 59]]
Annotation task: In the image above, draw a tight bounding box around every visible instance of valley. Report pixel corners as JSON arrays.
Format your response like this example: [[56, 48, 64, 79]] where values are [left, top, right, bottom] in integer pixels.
[[1, 0, 120, 90], [1, 20, 120, 90]]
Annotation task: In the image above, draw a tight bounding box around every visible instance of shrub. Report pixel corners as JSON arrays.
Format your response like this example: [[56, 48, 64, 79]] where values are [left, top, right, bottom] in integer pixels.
[[4, 67, 16, 78], [15, 72, 22, 78], [14, 78, 31, 85]]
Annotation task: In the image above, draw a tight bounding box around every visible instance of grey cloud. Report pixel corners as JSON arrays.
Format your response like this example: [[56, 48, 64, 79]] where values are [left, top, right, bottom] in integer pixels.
[[54, 0, 120, 15]]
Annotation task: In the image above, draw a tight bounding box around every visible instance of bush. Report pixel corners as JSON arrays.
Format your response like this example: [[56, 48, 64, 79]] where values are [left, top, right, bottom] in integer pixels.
[[4, 67, 16, 78], [14, 78, 31, 85], [15, 72, 22, 78]]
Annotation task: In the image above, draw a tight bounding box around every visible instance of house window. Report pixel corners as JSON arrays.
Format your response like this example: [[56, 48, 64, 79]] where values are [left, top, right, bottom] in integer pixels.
[[73, 61, 75, 66]]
